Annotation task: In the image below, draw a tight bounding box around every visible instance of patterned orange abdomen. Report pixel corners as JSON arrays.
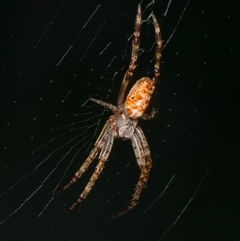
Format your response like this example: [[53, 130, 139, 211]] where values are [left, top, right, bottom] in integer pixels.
[[125, 77, 155, 118]]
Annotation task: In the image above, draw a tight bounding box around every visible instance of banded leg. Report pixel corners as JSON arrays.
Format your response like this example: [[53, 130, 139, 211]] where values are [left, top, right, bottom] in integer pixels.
[[63, 131, 114, 212], [111, 127, 152, 218], [56, 121, 112, 195], [90, 97, 119, 113], [151, 14, 162, 85], [117, 5, 142, 106]]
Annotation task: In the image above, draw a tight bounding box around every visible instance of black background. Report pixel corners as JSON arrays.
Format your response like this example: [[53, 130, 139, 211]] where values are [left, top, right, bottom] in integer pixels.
[[1, 0, 239, 241]]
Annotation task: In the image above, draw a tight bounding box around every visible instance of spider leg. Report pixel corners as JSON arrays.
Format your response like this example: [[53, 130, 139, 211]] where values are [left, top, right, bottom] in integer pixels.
[[63, 131, 114, 213], [56, 121, 112, 195], [135, 126, 152, 167], [117, 5, 142, 106], [151, 14, 162, 85], [90, 97, 119, 113], [111, 126, 152, 218], [141, 108, 158, 120]]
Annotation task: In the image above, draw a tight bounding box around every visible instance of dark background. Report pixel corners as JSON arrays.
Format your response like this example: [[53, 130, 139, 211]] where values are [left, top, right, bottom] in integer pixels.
[[1, 0, 239, 241]]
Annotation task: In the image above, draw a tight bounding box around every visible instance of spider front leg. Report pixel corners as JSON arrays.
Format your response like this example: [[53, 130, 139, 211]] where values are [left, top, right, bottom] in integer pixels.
[[63, 131, 115, 213], [56, 121, 112, 196], [111, 165, 151, 219], [111, 126, 152, 218]]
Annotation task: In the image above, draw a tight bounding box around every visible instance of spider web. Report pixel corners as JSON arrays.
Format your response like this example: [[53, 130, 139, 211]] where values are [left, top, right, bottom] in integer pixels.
[[0, 0, 238, 241]]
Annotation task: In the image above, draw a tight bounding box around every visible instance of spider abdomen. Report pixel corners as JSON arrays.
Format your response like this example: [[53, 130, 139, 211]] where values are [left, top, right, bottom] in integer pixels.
[[125, 77, 155, 118]]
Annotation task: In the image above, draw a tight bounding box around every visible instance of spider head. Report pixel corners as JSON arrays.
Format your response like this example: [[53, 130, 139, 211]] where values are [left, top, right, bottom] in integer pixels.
[[110, 113, 137, 139]]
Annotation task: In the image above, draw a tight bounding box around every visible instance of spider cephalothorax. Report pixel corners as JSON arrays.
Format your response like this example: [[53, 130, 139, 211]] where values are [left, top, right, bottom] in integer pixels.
[[57, 5, 162, 218]]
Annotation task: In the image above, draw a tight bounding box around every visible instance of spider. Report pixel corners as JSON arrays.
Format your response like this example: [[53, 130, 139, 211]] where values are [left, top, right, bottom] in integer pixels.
[[57, 5, 162, 218]]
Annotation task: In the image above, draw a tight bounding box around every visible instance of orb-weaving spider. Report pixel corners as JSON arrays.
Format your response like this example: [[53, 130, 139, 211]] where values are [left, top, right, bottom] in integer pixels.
[[57, 5, 162, 218]]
